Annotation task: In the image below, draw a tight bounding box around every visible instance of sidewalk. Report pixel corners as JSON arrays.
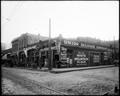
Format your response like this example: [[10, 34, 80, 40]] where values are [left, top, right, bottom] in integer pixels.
[[50, 65, 115, 73], [11, 65, 115, 73]]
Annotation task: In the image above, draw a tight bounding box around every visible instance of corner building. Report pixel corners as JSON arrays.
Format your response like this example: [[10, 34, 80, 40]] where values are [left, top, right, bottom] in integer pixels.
[[38, 37, 112, 68]]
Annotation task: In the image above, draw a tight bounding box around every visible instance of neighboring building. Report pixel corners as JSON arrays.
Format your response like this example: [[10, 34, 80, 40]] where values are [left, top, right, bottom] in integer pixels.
[[11, 39, 19, 52], [1, 48, 12, 56], [11, 33, 48, 52]]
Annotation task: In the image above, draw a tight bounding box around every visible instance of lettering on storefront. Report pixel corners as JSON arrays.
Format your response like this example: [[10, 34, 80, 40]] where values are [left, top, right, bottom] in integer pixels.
[[80, 43, 95, 49], [75, 51, 88, 65], [62, 40, 108, 50], [104, 56, 108, 60], [93, 54, 100, 63], [96, 46, 107, 50], [27, 45, 36, 50], [63, 40, 79, 46], [60, 47, 67, 60], [104, 52, 108, 60]]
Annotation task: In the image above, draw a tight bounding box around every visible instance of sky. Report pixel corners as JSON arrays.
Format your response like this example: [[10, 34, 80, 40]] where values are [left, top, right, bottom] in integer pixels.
[[1, 1, 119, 45]]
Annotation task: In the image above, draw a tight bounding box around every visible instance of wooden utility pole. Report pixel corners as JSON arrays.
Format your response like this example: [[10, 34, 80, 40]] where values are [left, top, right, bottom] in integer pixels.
[[113, 36, 116, 60], [48, 18, 52, 70], [18, 40, 19, 67], [113, 36, 118, 94]]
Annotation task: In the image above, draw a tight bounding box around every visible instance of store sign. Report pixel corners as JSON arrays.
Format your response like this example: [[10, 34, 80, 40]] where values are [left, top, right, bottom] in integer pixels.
[[104, 52, 108, 60], [96, 46, 107, 50], [62, 40, 108, 50], [75, 51, 88, 65], [63, 40, 79, 46], [27, 45, 36, 50], [80, 43, 95, 49], [104, 56, 108, 60], [93, 54, 100, 63], [60, 47, 67, 60]]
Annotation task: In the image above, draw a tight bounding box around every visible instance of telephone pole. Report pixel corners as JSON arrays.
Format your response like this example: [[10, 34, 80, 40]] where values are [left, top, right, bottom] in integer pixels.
[[48, 18, 52, 70], [113, 36, 116, 60]]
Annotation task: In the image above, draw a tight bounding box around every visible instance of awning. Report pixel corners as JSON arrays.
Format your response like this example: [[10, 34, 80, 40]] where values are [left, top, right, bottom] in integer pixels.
[[24, 50, 28, 57]]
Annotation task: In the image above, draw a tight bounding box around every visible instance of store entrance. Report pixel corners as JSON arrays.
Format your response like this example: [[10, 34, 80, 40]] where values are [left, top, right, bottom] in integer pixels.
[[67, 49, 73, 67], [53, 50, 59, 68], [41, 56, 45, 67]]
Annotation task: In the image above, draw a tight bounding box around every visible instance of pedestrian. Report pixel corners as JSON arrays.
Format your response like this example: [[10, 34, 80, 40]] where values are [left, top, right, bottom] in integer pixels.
[[39, 57, 42, 69]]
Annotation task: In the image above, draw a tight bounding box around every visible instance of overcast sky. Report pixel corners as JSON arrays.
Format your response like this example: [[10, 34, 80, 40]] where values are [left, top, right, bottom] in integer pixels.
[[1, 1, 119, 44]]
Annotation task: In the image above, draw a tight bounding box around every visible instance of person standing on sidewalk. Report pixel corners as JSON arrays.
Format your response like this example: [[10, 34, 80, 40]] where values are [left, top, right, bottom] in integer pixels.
[[39, 57, 42, 69]]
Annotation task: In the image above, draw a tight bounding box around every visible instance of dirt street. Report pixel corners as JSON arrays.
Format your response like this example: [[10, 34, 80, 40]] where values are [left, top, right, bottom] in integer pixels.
[[2, 66, 119, 95]]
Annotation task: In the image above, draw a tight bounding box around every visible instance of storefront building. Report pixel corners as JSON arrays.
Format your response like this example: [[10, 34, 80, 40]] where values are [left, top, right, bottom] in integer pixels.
[[38, 38, 112, 68]]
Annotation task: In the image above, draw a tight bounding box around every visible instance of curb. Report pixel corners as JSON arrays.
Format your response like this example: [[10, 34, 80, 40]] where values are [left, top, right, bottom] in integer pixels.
[[3, 65, 116, 73], [50, 65, 115, 74]]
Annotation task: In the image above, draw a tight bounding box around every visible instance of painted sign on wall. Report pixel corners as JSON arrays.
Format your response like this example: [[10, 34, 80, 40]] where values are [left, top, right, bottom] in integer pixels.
[[60, 47, 67, 60], [63, 40, 79, 46], [75, 51, 88, 65], [93, 54, 100, 63], [62, 39, 108, 50], [80, 43, 95, 49], [104, 52, 108, 60]]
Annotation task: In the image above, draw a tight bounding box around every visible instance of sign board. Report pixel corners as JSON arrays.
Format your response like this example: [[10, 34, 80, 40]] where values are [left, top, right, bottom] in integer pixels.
[[62, 39, 108, 50], [63, 40, 79, 46], [93, 54, 100, 63], [60, 47, 67, 60], [80, 43, 95, 49], [96, 46, 107, 50], [75, 51, 88, 65], [104, 52, 108, 60]]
